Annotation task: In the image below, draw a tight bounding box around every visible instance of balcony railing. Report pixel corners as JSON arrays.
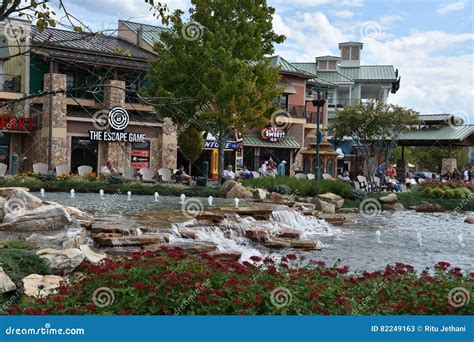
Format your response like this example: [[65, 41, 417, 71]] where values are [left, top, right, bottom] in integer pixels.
[[327, 98, 361, 108], [0, 74, 22, 93], [288, 105, 323, 125]]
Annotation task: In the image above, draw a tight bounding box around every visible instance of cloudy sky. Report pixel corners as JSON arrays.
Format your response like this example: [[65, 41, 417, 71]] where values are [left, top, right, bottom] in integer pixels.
[[55, 0, 473, 121]]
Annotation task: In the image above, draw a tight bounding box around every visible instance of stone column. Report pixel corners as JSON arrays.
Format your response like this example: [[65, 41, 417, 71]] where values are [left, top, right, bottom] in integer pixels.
[[35, 73, 68, 168], [159, 117, 177, 169]]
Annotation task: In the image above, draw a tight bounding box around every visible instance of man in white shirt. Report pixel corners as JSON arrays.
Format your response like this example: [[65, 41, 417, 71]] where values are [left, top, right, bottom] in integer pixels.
[[222, 165, 236, 180]]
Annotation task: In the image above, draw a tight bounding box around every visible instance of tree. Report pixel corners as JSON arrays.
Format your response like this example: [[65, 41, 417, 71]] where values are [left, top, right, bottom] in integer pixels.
[[178, 127, 203, 175], [394, 146, 468, 173], [145, 0, 285, 181], [333, 101, 419, 181]]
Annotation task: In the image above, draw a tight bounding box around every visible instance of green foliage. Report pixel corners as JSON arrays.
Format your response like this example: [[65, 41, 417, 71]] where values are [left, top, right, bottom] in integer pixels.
[[394, 146, 468, 173], [242, 177, 353, 199], [396, 192, 474, 211], [178, 128, 203, 162], [0, 240, 38, 251], [14, 251, 472, 315], [106, 174, 125, 184], [0, 249, 50, 284]]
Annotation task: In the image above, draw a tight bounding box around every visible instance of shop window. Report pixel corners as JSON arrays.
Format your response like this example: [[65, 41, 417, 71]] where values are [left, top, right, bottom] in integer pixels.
[[326, 158, 335, 177], [71, 137, 98, 173], [272, 95, 288, 111]]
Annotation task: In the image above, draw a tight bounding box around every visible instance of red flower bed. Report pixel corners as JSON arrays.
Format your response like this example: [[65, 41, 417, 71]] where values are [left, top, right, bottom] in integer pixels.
[[12, 249, 473, 315]]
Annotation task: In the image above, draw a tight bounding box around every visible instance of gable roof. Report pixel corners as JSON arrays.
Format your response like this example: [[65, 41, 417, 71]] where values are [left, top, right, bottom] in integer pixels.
[[119, 20, 166, 47], [292, 62, 354, 84], [269, 56, 316, 78]]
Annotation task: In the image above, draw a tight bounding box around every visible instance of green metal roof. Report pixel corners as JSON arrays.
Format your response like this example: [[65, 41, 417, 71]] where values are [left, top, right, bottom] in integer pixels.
[[291, 62, 318, 75], [339, 66, 396, 81], [119, 20, 167, 47], [269, 56, 315, 78], [314, 71, 354, 83], [418, 114, 452, 122], [308, 77, 337, 88], [399, 125, 474, 142], [244, 134, 301, 148]]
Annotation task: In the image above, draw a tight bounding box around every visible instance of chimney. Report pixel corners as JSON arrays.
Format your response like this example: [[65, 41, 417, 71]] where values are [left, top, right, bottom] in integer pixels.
[[136, 26, 143, 48]]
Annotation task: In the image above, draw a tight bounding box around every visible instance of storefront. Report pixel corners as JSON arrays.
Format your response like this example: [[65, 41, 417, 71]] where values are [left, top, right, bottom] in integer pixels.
[[243, 128, 301, 175]]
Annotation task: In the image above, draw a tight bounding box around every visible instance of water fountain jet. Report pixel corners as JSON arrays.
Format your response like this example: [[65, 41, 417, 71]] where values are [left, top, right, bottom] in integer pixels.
[[154, 192, 159, 202], [208, 196, 214, 206], [99, 189, 104, 199], [70, 189, 75, 198], [417, 231, 423, 247], [375, 230, 381, 243], [127, 191, 132, 201], [180, 194, 186, 204], [234, 198, 240, 208], [40, 188, 45, 198]]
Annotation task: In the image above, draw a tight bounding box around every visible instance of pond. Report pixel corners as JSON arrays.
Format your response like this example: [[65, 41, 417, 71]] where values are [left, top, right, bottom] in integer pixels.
[[34, 191, 474, 273]]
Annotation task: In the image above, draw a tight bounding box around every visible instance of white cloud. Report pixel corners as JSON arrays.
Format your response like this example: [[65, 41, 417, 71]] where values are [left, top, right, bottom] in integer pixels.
[[335, 0, 364, 7], [437, 1, 465, 14], [333, 10, 355, 18]]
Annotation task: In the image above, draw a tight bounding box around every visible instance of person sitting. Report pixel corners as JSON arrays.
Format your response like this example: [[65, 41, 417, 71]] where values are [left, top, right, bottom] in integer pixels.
[[386, 164, 397, 177], [222, 165, 236, 181], [277, 160, 287, 176], [388, 176, 402, 192], [101, 160, 117, 175], [175, 165, 193, 186], [239, 165, 253, 179], [339, 170, 351, 182]]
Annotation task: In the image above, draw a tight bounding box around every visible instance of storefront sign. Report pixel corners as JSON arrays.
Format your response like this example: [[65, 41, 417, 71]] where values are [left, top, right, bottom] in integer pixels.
[[261, 127, 285, 142], [89, 107, 146, 143], [89, 130, 146, 143], [0, 116, 33, 132], [203, 141, 238, 149], [131, 141, 150, 169]]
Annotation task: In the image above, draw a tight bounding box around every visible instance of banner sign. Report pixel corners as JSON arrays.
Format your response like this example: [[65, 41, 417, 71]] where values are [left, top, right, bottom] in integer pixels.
[[131, 141, 150, 169], [89, 107, 145, 143], [0, 116, 33, 132], [203, 141, 238, 149], [261, 127, 286, 142]]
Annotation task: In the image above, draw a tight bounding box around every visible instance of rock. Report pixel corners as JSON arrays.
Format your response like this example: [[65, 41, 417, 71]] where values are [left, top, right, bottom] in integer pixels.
[[0, 197, 6, 222], [145, 242, 217, 255], [293, 202, 316, 211], [203, 250, 241, 262], [311, 198, 336, 214], [4, 188, 43, 213], [379, 193, 398, 204], [22, 274, 64, 298], [226, 184, 253, 199], [218, 207, 272, 220], [195, 212, 225, 222], [79, 245, 107, 263], [178, 229, 197, 239], [220, 180, 238, 193], [263, 240, 291, 249], [416, 202, 445, 213], [336, 207, 359, 214], [0, 265, 16, 293], [464, 216, 474, 224], [383, 202, 405, 211], [0, 187, 30, 198], [64, 206, 94, 227], [275, 229, 301, 239], [319, 214, 346, 225], [270, 237, 320, 250], [102, 247, 142, 256], [252, 189, 267, 200], [245, 229, 269, 241], [318, 193, 344, 209], [269, 192, 294, 205], [1, 203, 71, 231], [93, 234, 169, 247], [37, 248, 84, 274], [26, 227, 86, 249]]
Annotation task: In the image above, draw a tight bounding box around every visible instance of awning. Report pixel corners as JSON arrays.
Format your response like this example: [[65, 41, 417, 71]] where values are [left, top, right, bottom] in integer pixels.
[[244, 134, 301, 148], [277, 80, 297, 94]]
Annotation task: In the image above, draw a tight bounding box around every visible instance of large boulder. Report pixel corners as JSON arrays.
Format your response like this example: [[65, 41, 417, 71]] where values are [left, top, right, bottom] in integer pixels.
[[269, 192, 294, 205], [226, 184, 253, 199], [464, 216, 474, 224], [379, 193, 398, 204], [220, 180, 238, 193], [383, 202, 405, 211], [1, 203, 71, 231], [4, 188, 43, 213], [0, 187, 30, 198], [22, 274, 65, 298], [312, 198, 336, 214], [0, 197, 6, 222], [26, 226, 86, 249], [36, 248, 84, 274], [416, 202, 445, 213], [64, 206, 93, 228], [0, 265, 16, 293], [318, 193, 344, 209]]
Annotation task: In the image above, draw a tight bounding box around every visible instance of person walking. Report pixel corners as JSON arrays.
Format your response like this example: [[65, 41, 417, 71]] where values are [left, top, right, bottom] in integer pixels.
[[277, 160, 287, 176]]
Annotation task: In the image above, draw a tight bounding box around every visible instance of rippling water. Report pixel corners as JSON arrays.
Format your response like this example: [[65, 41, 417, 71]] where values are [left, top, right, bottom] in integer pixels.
[[34, 192, 473, 272]]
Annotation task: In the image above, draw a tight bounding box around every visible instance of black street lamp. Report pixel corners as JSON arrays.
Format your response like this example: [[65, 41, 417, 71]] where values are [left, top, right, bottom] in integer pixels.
[[312, 88, 327, 180]]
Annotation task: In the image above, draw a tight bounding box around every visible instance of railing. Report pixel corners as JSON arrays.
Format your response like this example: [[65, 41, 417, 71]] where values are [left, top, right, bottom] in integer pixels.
[[327, 99, 362, 108], [288, 105, 323, 125], [0, 74, 22, 92]]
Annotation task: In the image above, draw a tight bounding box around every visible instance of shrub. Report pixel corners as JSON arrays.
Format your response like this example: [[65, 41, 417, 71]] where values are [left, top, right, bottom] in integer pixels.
[[443, 188, 456, 199], [106, 174, 124, 184], [270, 184, 292, 195], [423, 187, 433, 197], [430, 188, 444, 199], [0, 249, 50, 284], [82, 172, 97, 182], [0, 240, 38, 251], [12, 250, 473, 315], [351, 189, 367, 200], [36, 173, 57, 182]]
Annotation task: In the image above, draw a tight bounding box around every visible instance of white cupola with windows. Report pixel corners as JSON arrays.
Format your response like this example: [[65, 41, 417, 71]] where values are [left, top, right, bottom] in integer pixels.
[[316, 55, 340, 71], [338, 42, 363, 67]]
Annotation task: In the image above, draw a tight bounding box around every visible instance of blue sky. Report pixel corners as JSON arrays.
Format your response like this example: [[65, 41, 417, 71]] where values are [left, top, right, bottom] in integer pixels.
[[56, 0, 473, 121]]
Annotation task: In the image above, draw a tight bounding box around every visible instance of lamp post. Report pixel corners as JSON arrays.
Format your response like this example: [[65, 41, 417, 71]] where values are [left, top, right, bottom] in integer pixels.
[[312, 88, 327, 180]]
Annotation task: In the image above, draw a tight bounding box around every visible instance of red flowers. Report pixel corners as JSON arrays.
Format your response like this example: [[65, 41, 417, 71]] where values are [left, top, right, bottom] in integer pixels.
[[250, 256, 262, 263]]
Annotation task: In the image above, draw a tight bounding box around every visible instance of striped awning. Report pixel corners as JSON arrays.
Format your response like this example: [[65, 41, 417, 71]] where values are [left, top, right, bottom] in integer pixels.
[[243, 135, 301, 148]]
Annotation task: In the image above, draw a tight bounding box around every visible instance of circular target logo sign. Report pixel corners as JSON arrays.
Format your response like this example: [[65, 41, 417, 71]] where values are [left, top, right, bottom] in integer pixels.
[[108, 107, 129, 131]]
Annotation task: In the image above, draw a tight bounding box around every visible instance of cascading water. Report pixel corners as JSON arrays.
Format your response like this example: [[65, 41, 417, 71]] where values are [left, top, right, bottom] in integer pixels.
[[270, 209, 333, 238]]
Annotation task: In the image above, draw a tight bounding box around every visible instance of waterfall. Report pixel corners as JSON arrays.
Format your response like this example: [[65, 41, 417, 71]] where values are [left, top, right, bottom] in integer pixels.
[[270, 209, 333, 237]]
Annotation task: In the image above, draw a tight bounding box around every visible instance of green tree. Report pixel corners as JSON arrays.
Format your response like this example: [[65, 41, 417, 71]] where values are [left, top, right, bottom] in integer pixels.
[[333, 101, 419, 181], [396, 146, 468, 173], [145, 0, 285, 181], [178, 127, 203, 175]]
